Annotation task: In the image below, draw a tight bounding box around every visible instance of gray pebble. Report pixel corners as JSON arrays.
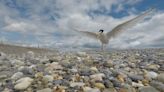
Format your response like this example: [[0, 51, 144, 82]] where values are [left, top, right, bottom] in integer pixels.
[[139, 86, 160, 92], [150, 81, 164, 92], [129, 74, 144, 82]]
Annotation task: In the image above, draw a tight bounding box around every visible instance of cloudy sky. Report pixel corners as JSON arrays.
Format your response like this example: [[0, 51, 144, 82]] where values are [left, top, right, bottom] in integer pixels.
[[0, 0, 164, 49]]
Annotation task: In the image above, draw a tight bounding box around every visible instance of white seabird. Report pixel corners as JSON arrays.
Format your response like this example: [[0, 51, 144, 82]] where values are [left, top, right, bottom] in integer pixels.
[[73, 8, 155, 51]]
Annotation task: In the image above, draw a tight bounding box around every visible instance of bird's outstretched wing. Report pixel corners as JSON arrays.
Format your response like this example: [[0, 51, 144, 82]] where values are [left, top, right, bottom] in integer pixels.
[[106, 8, 155, 39], [73, 28, 98, 39]]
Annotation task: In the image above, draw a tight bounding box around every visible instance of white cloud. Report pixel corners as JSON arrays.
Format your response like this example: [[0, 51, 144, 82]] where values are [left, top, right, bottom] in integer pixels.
[[0, 0, 163, 49], [125, 0, 143, 5]]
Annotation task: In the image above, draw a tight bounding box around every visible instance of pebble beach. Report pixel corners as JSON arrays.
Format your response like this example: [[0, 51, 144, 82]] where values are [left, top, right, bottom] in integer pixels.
[[0, 44, 164, 92]]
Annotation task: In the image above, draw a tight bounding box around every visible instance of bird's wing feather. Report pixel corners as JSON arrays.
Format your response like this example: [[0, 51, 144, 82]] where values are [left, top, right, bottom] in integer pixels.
[[73, 29, 98, 39], [106, 8, 155, 40]]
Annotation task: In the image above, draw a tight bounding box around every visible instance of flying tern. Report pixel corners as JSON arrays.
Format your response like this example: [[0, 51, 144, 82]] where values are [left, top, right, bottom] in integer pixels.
[[73, 8, 155, 51]]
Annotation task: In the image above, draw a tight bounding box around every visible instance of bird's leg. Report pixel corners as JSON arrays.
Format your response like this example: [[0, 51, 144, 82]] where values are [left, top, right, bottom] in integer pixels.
[[101, 43, 106, 58], [104, 44, 107, 51], [101, 43, 104, 51]]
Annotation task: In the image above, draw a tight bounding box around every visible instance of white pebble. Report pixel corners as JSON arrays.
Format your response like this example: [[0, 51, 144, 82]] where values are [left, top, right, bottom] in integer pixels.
[[14, 77, 33, 90]]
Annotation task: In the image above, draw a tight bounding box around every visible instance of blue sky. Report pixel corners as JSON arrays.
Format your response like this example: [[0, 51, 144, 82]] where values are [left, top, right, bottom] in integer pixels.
[[0, 0, 164, 49]]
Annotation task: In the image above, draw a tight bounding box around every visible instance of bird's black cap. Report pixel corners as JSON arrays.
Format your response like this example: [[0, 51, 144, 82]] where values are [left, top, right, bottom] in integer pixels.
[[99, 29, 104, 32]]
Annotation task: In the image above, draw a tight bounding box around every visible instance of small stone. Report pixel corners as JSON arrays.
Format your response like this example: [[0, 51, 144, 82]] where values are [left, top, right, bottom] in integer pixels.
[[111, 79, 122, 87], [48, 62, 63, 70], [159, 65, 164, 71], [43, 75, 54, 82], [35, 72, 44, 79], [83, 87, 100, 92], [53, 80, 63, 85], [157, 73, 164, 83], [14, 77, 33, 90], [60, 60, 73, 68], [145, 71, 158, 80], [57, 79, 69, 86], [103, 87, 117, 92], [117, 74, 125, 83], [0, 75, 7, 80], [94, 83, 105, 89], [37, 88, 52, 92], [118, 88, 128, 92], [11, 72, 23, 80], [146, 64, 160, 71], [132, 82, 144, 87], [139, 86, 160, 92], [19, 67, 34, 75], [75, 73, 82, 82], [119, 85, 136, 92], [142, 79, 149, 86], [79, 68, 91, 76], [124, 67, 131, 72], [90, 67, 98, 72], [5, 79, 14, 89], [70, 82, 85, 87], [104, 60, 113, 68], [0, 52, 7, 60], [150, 81, 164, 92], [90, 73, 105, 81], [53, 86, 66, 92], [11, 59, 24, 66], [128, 63, 136, 68], [70, 68, 78, 73], [27, 87, 33, 92], [36, 64, 45, 72], [2, 88, 12, 92], [129, 75, 144, 82], [104, 80, 113, 88]]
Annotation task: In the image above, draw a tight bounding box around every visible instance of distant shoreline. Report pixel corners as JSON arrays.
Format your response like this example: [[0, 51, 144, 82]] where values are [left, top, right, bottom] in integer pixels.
[[0, 43, 163, 54], [0, 43, 56, 55]]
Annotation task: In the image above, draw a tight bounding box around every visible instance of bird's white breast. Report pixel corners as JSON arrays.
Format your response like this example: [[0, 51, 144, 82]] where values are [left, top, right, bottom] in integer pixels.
[[98, 33, 109, 44]]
